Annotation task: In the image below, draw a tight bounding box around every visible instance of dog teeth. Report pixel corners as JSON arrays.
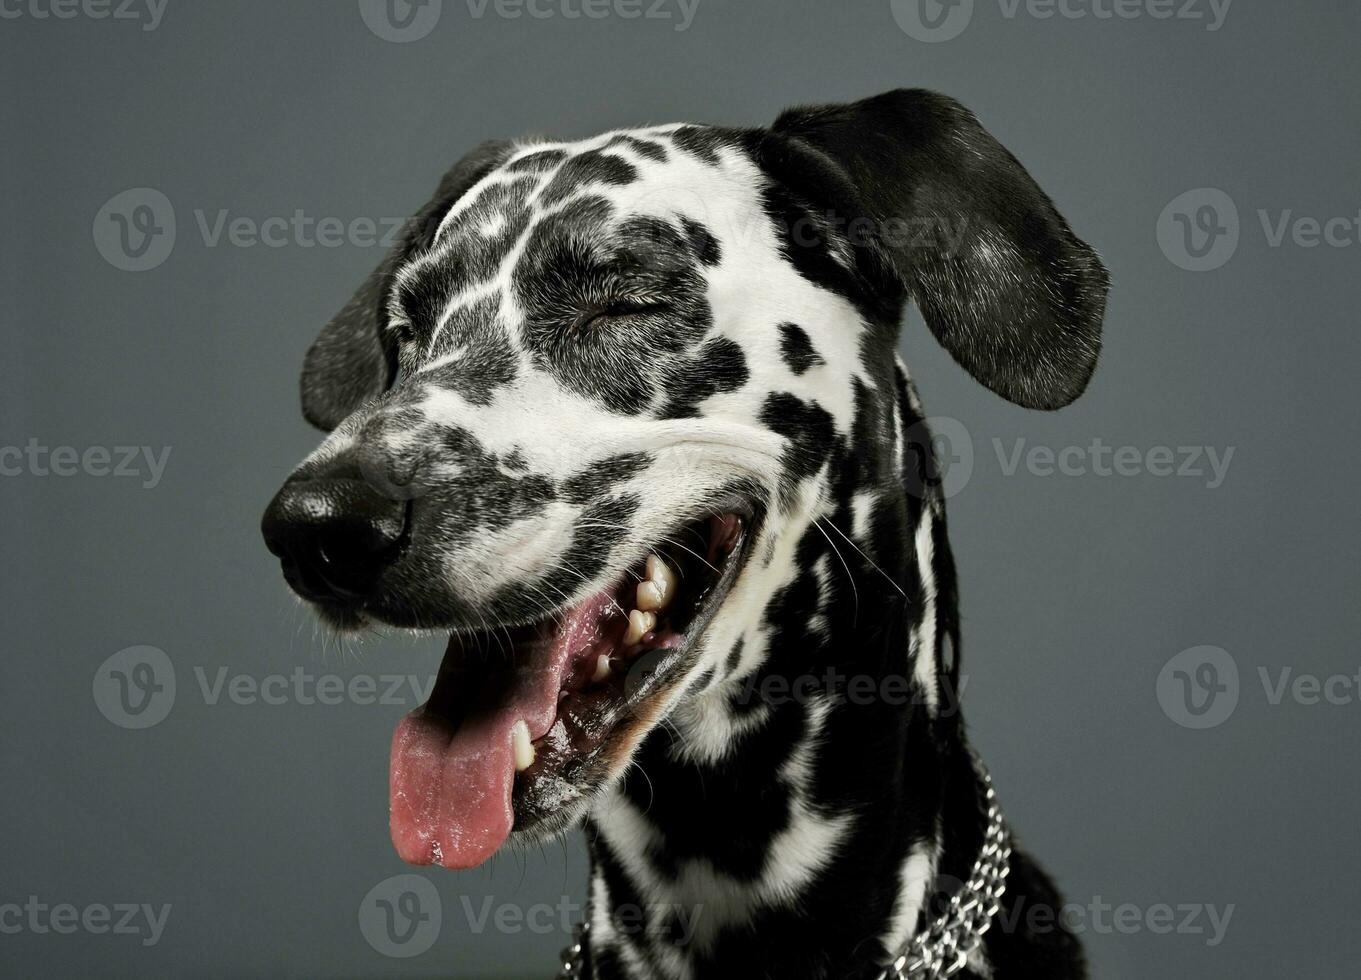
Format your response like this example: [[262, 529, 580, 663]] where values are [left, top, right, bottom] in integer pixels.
[[510, 719, 535, 772], [592, 654, 612, 683], [624, 609, 656, 645], [635, 554, 676, 612]]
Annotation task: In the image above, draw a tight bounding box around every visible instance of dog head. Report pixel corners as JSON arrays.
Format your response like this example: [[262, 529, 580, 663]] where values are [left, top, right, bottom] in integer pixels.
[[261, 89, 1107, 869]]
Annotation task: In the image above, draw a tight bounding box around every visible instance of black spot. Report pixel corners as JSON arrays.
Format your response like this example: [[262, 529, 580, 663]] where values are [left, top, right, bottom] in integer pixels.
[[538, 150, 639, 206], [607, 134, 668, 162], [561, 452, 653, 505], [724, 639, 744, 677], [657, 338, 749, 419], [422, 297, 518, 405], [505, 148, 567, 173], [757, 181, 877, 311], [590, 944, 626, 980], [430, 426, 557, 536], [681, 216, 721, 266], [517, 200, 714, 415], [657, 909, 701, 945], [777, 322, 823, 375], [760, 392, 837, 506], [669, 126, 725, 165], [391, 269, 449, 341], [394, 178, 535, 342], [623, 723, 793, 882], [556, 493, 640, 582], [846, 377, 891, 492]]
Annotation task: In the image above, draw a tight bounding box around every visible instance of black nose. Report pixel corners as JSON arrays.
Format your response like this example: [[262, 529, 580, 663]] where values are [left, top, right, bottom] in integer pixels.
[[261, 477, 409, 602]]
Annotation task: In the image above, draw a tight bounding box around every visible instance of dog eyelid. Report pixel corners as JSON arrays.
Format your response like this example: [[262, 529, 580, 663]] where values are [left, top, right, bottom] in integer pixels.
[[578, 299, 669, 330]]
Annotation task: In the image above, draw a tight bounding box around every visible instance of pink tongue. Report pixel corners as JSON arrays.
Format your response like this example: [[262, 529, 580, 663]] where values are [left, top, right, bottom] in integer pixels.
[[389, 593, 613, 869]]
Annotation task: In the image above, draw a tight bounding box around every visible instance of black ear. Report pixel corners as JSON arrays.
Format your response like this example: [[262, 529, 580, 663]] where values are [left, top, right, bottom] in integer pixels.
[[300, 139, 514, 430], [772, 89, 1109, 410]]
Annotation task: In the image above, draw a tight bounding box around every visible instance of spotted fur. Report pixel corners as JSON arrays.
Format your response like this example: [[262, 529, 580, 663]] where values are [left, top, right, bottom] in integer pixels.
[[281, 89, 1107, 979]]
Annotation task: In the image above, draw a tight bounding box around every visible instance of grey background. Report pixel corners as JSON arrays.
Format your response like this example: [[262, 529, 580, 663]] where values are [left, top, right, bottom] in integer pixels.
[[2, 1, 1358, 977]]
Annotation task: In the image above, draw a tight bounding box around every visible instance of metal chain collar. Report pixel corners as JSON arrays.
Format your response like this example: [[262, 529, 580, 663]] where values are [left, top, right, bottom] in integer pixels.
[[557, 766, 1010, 980], [881, 767, 1011, 979]]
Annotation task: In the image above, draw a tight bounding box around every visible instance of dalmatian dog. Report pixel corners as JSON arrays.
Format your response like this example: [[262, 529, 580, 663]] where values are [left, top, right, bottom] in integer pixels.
[[261, 89, 1107, 979]]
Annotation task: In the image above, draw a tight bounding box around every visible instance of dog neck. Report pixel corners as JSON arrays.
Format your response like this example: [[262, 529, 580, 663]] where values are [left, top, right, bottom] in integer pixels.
[[583, 361, 988, 980]]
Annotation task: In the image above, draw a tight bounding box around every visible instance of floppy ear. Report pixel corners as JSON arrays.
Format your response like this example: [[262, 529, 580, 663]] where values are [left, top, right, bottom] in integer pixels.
[[771, 89, 1109, 410], [300, 139, 514, 430]]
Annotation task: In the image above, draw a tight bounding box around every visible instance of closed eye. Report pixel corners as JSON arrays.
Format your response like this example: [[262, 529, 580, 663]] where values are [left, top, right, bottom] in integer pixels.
[[579, 300, 670, 330]]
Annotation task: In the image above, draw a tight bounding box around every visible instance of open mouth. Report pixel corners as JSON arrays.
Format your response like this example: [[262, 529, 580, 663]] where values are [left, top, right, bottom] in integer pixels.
[[389, 511, 749, 870]]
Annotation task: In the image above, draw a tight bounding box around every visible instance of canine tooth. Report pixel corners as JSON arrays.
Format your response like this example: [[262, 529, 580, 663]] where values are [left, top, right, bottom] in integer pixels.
[[592, 654, 612, 683], [510, 719, 535, 772], [636, 580, 664, 611], [624, 609, 656, 645], [637, 554, 676, 611]]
